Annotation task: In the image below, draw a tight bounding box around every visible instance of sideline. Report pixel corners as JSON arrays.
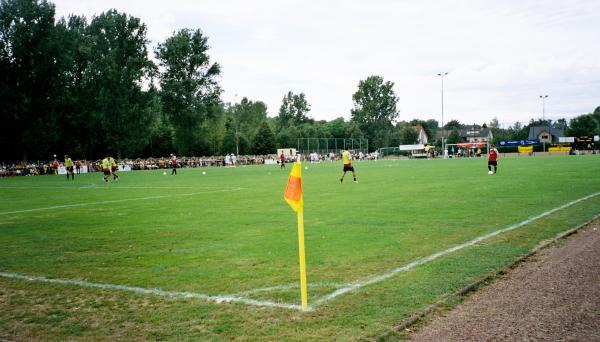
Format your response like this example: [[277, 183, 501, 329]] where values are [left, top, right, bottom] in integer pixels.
[[0, 187, 245, 215], [312, 191, 600, 306]]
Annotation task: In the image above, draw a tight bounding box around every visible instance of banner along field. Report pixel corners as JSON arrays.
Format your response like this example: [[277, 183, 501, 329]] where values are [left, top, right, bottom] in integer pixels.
[[1, 155, 599, 340]]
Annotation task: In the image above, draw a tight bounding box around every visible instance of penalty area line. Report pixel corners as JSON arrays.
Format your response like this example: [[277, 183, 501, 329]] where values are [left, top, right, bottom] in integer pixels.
[[0, 187, 246, 216], [0, 272, 303, 311], [312, 191, 600, 307]]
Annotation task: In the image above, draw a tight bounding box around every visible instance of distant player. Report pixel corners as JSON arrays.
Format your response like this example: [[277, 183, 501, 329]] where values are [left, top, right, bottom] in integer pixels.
[[52, 157, 59, 175], [340, 148, 357, 183], [75, 159, 81, 174], [109, 156, 119, 180], [170, 154, 177, 175], [101, 156, 111, 182], [279, 152, 286, 169], [64, 155, 74, 180], [488, 144, 499, 174]]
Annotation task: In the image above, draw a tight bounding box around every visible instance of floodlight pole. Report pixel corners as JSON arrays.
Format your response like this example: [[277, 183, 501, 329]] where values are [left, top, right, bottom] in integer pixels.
[[437, 72, 449, 158], [539, 94, 549, 152]]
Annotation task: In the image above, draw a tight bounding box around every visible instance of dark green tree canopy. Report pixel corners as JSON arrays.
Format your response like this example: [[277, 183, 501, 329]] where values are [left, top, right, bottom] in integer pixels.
[[277, 91, 311, 128], [156, 28, 222, 155], [351, 75, 399, 150]]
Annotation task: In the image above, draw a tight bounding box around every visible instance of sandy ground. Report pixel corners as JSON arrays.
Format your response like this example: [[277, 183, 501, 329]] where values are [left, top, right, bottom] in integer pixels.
[[410, 219, 600, 342]]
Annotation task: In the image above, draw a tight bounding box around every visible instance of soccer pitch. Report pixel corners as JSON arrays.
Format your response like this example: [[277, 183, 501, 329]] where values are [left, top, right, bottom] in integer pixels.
[[1, 155, 600, 340]]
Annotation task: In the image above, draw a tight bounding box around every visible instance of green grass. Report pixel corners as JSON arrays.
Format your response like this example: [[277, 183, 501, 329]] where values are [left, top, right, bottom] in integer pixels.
[[1, 155, 600, 340]]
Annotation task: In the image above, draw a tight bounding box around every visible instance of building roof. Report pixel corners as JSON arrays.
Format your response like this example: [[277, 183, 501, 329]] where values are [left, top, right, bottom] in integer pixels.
[[460, 128, 491, 138], [528, 126, 565, 140]]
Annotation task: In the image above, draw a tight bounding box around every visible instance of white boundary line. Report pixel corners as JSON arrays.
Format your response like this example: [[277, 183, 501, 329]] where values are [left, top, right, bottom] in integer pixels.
[[312, 191, 600, 307], [0, 187, 245, 215], [0, 272, 301, 310]]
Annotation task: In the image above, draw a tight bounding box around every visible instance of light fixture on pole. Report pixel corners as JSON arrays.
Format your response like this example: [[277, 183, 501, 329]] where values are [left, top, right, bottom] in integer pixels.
[[437, 72, 448, 158], [539, 94, 549, 152]]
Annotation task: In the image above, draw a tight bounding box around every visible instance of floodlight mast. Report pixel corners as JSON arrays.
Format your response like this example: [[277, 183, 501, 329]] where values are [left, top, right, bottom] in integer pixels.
[[539, 94, 549, 152], [437, 72, 449, 158]]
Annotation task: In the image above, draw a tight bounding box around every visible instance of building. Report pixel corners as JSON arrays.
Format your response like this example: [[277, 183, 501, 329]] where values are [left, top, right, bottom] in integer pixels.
[[460, 128, 493, 144], [527, 126, 565, 144]]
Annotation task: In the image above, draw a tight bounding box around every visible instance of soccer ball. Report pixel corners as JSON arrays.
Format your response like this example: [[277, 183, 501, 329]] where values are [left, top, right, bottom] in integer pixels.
[[202, 171, 206, 175], [163, 172, 167, 175], [488, 170, 493, 175], [305, 166, 308, 170]]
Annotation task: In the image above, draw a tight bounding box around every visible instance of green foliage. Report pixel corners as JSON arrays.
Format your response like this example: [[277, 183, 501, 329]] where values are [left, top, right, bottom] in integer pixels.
[[351, 75, 398, 150], [0, 0, 61, 160], [444, 120, 462, 131], [277, 91, 311, 129], [399, 126, 418, 144], [568, 114, 598, 137], [446, 128, 461, 144], [156, 28, 221, 155], [86, 10, 156, 158], [251, 121, 276, 154]]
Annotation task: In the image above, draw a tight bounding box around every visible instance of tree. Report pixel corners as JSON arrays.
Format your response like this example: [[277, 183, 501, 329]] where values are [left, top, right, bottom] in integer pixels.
[[568, 114, 597, 137], [399, 126, 418, 145], [252, 121, 276, 155], [227, 97, 268, 153], [351, 75, 399, 150], [446, 128, 461, 144], [277, 91, 311, 128], [0, 0, 61, 161], [156, 28, 221, 155], [444, 120, 462, 131], [87, 10, 156, 158], [489, 117, 499, 129]]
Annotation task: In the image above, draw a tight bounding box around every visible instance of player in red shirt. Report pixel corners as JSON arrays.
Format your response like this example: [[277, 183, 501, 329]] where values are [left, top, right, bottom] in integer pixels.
[[488, 144, 499, 174], [279, 152, 286, 169], [170, 154, 177, 175]]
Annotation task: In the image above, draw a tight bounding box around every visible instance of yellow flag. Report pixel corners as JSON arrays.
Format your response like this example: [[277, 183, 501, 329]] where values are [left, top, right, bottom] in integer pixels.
[[283, 161, 308, 310], [284, 162, 303, 212]]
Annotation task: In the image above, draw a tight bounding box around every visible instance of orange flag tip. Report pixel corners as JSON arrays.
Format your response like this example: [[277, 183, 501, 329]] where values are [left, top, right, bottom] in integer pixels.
[[284, 162, 303, 212]]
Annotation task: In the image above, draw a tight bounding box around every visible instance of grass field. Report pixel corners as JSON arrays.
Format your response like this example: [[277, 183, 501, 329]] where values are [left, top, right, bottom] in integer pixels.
[[1, 155, 600, 340]]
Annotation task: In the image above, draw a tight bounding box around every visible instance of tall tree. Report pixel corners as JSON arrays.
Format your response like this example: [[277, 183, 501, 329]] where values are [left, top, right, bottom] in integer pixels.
[[399, 126, 418, 145], [252, 121, 276, 155], [0, 0, 60, 161], [489, 117, 499, 129], [227, 97, 268, 154], [568, 114, 597, 137], [351, 75, 399, 150], [446, 128, 461, 144], [277, 91, 311, 129], [87, 10, 155, 158], [156, 28, 221, 155], [444, 120, 462, 131]]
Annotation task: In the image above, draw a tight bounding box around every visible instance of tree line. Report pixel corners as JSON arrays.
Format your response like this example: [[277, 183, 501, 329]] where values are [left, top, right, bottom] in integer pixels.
[[1, 0, 598, 162]]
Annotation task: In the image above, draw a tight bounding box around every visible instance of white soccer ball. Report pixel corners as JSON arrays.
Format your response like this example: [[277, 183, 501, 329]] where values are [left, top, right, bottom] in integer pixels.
[[202, 171, 206, 175], [488, 170, 493, 175], [163, 171, 167, 175], [305, 166, 308, 170]]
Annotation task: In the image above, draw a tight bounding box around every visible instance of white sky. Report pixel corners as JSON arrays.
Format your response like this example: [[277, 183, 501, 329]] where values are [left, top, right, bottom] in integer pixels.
[[52, 0, 600, 127]]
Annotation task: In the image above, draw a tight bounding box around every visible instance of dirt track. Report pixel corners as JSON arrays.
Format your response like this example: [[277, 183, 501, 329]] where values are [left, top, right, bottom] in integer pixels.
[[410, 219, 600, 341]]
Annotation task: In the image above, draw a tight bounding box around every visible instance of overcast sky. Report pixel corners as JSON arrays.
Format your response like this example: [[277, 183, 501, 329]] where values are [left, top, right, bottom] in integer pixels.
[[52, 0, 600, 127]]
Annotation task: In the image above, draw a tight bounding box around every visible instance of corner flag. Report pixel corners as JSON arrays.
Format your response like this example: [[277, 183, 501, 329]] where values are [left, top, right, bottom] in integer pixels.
[[284, 162, 303, 212], [284, 162, 308, 310]]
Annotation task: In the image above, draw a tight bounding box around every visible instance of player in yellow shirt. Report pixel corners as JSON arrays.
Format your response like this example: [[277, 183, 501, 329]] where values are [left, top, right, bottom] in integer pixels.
[[64, 155, 74, 180], [109, 156, 119, 181], [340, 148, 357, 183], [101, 156, 111, 182]]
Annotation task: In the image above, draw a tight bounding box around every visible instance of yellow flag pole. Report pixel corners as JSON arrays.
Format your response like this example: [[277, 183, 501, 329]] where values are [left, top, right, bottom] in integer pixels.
[[297, 207, 308, 311]]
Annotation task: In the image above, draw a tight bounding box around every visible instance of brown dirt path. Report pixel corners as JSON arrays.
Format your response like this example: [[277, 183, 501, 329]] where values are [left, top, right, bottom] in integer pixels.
[[409, 219, 600, 341]]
